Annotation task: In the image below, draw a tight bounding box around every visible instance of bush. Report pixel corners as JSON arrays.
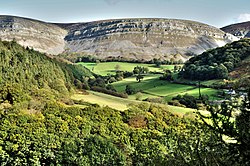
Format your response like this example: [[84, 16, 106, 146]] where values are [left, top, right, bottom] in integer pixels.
[[168, 100, 186, 107], [171, 94, 198, 109], [145, 97, 164, 104], [135, 92, 143, 101], [91, 86, 128, 98], [125, 85, 137, 95]]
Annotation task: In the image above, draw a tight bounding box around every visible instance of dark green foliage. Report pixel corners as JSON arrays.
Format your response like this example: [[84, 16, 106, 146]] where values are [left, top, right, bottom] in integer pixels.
[[125, 84, 137, 95], [136, 74, 144, 82], [133, 66, 148, 82], [160, 69, 173, 81], [133, 66, 149, 75], [182, 39, 250, 80], [0, 83, 29, 104], [81, 136, 126, 165], [91, 86, 128, 98], [61, 63, 93, 82], [122, 71, 134, 78], [106, 84, 117, 92], [89, 77, 106, 88], [172, 94, 198, 109], [0, 42, 75, 98]]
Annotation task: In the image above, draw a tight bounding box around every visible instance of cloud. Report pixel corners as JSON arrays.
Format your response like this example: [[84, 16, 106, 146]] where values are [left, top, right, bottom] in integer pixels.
[[237, 13, 250, 23], [104, 0, 122, 5]]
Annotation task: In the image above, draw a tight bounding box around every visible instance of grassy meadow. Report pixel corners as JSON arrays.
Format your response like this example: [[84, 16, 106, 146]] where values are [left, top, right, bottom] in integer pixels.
[[71, 91, 196, 115], [112, 74, 220, 101], [78, 62, 179, 75]]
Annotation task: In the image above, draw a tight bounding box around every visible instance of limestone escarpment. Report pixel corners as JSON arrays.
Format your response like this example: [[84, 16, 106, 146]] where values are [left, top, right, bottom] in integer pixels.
[[0, 16, 238, 61], [61, 18, 237, 61], [0, 16, 67, 55]]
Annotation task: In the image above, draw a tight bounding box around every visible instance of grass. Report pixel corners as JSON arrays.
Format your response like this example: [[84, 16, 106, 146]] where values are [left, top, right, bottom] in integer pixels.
[[71, 91, 139, 111], [112, 75, 220, 101], [71, 91, 196, 115], [78, 62, 179, 76]]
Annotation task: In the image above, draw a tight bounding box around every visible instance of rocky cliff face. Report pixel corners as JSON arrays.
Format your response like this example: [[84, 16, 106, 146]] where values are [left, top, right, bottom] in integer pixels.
[[0, 16, 67, 55], [60, 18, 237, 61], [0, 16, 237, 61], [221, 21, 250, 38]]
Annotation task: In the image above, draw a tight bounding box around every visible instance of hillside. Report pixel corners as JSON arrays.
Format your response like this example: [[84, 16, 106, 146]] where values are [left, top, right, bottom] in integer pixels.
[[0, 15, 67, 54], [0, 15, 237, 61], [0, 40, 92, 105], [181, 38, 250, 82], [221, 21, 250, 38]]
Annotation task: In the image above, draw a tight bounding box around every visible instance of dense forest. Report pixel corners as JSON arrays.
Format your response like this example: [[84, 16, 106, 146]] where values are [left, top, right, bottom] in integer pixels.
[[181, 39, 250, 80], [0, 40, 249, 165], [0, 40, 92, 104]]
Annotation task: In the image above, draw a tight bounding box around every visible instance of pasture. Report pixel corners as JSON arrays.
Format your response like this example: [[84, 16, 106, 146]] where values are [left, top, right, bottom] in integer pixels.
[[78, 62, 179, 76], [71, 91, 196, 115], [112, 75, 220, 101]]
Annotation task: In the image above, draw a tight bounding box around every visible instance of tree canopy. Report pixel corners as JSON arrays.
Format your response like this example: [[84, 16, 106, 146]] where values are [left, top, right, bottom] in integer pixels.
[[181, 39, 250, 80]]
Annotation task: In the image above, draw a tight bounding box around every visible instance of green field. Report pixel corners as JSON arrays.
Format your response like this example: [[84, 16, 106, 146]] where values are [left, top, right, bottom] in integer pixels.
[[78, 62, 179, 76], [71, 91, 195, 115], [71, 91, 140, 110], [112, 74, 220, 101]]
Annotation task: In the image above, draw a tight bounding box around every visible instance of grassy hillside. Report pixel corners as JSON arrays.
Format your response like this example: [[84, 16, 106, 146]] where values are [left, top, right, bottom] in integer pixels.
[[71, 91, 195, 115]]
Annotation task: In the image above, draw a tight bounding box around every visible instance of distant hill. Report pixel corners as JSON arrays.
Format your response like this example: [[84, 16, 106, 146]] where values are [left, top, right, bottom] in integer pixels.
[[181, 38, 250, 82], [221, 21, 250, 38], [0, 15, 67, 55], [0, 15, 237, 62]]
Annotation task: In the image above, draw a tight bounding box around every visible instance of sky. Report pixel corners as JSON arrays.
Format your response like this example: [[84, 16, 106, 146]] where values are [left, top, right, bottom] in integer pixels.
[[0, 0, 250, 27]]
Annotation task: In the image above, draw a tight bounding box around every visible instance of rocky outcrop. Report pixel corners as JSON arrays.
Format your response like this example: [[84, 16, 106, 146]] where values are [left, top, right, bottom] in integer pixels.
[[0, 15, 67, 55], [221, 21, 250, 38], [60, 18, 237, 61], [0, 16, 238, 61]]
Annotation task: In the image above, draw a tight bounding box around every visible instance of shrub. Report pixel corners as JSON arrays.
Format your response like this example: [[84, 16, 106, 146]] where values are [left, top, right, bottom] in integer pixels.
[[125, 85, 137, 95], [91, 86, 128, 98], [135, 92, 143, 101]]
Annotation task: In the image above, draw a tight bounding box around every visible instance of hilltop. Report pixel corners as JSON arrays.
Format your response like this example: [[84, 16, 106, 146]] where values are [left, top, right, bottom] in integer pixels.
[[0, 15, 237, 61], [221, 21, 250, 38]]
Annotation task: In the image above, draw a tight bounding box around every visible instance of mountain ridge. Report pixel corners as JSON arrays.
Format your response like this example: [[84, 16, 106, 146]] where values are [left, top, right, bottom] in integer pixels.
[[0, 15, 238, 61]]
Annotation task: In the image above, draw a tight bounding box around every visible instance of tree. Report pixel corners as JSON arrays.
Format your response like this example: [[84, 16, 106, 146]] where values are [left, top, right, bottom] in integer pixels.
[[154, 59, 161, 67], [133, 66, 145, 82], [174, 65, 178, 73], [125, 85, 136, 95], [143, 67, 149, 74], [215, 64, 228, 79], [160, 70, 173, 81], [198, 89, 250, 165], [106, 84, 117, 92], [136, 74, 144, 82], [115, 64, 121, 71], [96, 60, 100, 64]]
